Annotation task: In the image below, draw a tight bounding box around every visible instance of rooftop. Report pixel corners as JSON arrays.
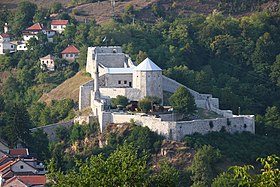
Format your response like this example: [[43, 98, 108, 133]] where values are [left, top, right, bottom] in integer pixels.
[[26, 23, 43, 31], [134, 58, 162, 71], [51, 20, 69, 25], [0, 33, 10, 38], [40, 54, 54, 60], [61, 45, 80, 54], [9, 148, 29, 157], [105, 67, 134, 74]]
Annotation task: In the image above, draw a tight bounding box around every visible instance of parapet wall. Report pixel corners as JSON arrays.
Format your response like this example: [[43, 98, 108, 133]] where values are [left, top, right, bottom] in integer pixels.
[[98, 112, 255, 141]]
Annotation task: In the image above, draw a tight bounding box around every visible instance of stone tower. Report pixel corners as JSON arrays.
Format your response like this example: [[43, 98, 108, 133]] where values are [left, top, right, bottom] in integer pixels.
[[133, 58, 163, 101]]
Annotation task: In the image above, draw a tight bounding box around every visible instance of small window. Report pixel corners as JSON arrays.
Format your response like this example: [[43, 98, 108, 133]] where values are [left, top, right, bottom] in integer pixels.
[[124, 80, 127, 84], [20, 165, 24, 169], [11, 45, 13, 48], [19, 46, 22, 48], [118, 80, 121, 84]]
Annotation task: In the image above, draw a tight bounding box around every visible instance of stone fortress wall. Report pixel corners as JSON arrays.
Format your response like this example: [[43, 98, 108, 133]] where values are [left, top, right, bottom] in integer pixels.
[[79, 46, 255, 141], [97, 112, 254, 141]]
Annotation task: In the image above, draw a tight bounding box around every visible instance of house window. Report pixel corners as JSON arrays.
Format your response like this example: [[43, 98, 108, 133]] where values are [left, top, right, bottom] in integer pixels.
[[53, 26, 57, 29], [124, 80, 127, 84], [11, 45, 13, 48], [20, 165, 24, 169], [118, 80, 121, 84]]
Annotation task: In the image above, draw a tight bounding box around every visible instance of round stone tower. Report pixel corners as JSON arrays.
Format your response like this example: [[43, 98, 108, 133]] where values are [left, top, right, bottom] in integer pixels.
[[133, 57, 163, 101]]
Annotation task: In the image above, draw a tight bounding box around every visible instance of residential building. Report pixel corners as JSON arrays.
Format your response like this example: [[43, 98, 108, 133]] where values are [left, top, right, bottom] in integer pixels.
[[61, 45, 80, 62], [51, 20, 69, 33], [23, 23, 55, 42], [0, 33, 15, 55], [40, 54, 55, 71]]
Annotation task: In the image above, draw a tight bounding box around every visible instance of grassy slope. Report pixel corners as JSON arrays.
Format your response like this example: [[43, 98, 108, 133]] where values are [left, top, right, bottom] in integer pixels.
[[39, 71, 92, 105]]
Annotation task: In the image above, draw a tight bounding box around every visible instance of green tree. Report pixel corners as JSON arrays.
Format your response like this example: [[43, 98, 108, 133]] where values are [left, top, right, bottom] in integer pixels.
[[50, 144, 149, 186], [111, 95, 129, 108], [30, 129, 50, 160], [12, 1, 37, 36], [264, 106, 280, 129], [0, 55, 11, 71], [4, 102, 32, 147], [148, 162, 181, 187], [270, 54, 280, 87], [191, 145, 221, 187], [55, 126, 70, 142], [212, 155, 280, 187], [126, 126, 162, 154], [50, 2, 62, 14], [169, 86, 196, 116], [138, 97, 152, 113]]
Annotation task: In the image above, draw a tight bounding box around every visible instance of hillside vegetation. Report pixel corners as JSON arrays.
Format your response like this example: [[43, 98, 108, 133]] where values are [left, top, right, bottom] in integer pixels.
[[40, 71, 92, 105], [0, 0, 280, 186]]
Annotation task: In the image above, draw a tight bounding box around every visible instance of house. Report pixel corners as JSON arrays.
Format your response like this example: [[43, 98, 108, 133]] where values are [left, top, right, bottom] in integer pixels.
[[0, 159, 44, 183], [9, 148, 29, 158], [40, 54, 55, 71], [23, 23, 55, 42], [51, 20, 69, 33], [61, 45, 80, 62], [0, 33, 15, 54], [3, 175, 46, 187], [10, 41, 28, 51]]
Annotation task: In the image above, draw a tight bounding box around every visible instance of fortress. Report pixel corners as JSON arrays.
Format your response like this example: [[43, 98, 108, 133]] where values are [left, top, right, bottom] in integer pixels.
[[79, 46, 255, 141]]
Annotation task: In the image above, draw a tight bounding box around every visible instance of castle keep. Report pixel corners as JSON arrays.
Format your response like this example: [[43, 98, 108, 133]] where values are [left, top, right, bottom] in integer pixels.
[[79, 46, 255, 141]]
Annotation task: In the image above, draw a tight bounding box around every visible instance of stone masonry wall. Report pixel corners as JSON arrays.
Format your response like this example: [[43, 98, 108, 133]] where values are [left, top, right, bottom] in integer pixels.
[[30, 120, 74, 141], [97, 112, 255, 141], [79, 80, 94, 110]]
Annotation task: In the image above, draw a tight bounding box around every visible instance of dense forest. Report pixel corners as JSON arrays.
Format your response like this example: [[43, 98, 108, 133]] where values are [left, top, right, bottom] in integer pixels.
[[0, 0, 280, 186]]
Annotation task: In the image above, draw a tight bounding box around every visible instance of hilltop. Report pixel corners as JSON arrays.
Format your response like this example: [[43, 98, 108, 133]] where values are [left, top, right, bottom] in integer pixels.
[[1, 0, 279, 24]]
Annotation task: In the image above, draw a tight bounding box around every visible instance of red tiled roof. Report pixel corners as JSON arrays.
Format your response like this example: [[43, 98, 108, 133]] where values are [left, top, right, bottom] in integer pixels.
[[61, 45, 80, 54], [9, 148, 29, 156], [19, 175, 46, 185], [26, 23, 43, 31], [0, 155, 9, 163], [0, 160, 16, 172], [0, 33, 9, 38], [51, 20, 69, 25], [3, 176, 18, 186]]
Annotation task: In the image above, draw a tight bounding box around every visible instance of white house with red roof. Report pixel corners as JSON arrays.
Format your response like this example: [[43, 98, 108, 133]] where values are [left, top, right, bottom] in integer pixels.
[[40, 54, 55, 71], [61, 45, 80, 62], [0, 33, 15, 54], [51, 20, 69, 33], [23, 23, 55, 42]]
